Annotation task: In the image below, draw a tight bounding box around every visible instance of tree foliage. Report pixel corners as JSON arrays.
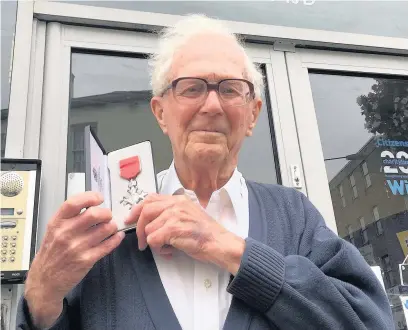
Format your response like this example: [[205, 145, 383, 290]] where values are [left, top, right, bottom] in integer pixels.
[[357, 79, 408, 140]]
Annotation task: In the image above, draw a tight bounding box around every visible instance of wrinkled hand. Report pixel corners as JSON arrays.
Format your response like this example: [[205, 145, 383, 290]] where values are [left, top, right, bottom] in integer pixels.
[[124, 194, 244, 274], [25, 192, 125, 328]]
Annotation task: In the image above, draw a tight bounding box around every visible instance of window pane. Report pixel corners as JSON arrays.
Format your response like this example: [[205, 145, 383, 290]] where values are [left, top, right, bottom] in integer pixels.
[[310, 72, 408, 327], [373, 206, 380, 221], [350, 174, 355, 186], [63, 1, 408, 38], [365, 174, 372, 188], [66, 52, 280, 196], [376, 220, 383, 235], [238, 65, 278, 184], [362, 162, 369, 175], [362, 229, 368, 245], [1, 0, 17, 157], [353, 186, 358, 199], [359, 217, 366, 229]]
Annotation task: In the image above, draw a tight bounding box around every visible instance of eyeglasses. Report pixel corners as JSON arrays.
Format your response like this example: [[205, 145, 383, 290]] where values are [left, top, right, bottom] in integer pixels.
[[162, 77, 255, 107]]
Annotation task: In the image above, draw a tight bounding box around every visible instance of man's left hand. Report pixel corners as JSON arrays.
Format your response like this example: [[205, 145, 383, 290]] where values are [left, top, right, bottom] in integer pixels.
[[124, 194, 244, 275]]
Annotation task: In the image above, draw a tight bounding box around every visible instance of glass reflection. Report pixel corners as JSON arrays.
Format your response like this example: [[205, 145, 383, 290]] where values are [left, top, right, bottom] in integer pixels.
[[66, 52, 278, 197], [310, 73, 408, 330]]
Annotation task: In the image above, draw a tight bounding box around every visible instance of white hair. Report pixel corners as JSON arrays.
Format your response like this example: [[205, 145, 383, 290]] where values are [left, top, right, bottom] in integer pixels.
[[148, 14, 264, 99]]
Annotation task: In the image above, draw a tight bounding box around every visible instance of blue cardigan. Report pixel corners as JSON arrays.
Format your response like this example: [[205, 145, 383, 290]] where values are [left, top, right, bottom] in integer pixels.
[[17, 182, 394, 330]]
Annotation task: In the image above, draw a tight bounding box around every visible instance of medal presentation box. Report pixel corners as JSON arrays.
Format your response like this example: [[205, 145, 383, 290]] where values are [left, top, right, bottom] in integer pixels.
[[84, 126, 158, 232], [0, 159, 41, 284]]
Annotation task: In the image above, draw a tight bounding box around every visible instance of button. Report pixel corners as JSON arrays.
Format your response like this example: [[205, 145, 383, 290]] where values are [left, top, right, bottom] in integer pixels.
[[204, 279, 212, 289], [1, 250, 7, 255], [1, 257, 6, 262], [9, 257, 15, 262], [2, 242, 7, 248], [17, 209, 23, 215], [11, 236, 17, 241], [10, 243, 16, 248], [10, 249, 15, 255], [2, 236, 8, 241]]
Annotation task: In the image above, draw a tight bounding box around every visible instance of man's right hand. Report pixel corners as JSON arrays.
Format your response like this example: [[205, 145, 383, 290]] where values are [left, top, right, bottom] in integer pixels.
[[24, 192, 125, 328]]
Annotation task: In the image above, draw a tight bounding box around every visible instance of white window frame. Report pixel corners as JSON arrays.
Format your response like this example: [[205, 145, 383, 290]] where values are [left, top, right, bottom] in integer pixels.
[[67, 122, 98, 173], [359, 217, 369, 245], [349, 173, 358, 199], [286, 49, 408, 234], [373, 206, 380, 221], [373, 206, 383, 236], [339, 184, 346, 208], [361, 162, 372, 188]]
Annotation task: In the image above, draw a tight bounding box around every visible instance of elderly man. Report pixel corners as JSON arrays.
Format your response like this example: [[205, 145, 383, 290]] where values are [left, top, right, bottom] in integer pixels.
[[18, 15, 393, 330]]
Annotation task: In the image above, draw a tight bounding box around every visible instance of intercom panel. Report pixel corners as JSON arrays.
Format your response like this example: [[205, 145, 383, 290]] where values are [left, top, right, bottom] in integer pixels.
[[0, 159, 41, 284]]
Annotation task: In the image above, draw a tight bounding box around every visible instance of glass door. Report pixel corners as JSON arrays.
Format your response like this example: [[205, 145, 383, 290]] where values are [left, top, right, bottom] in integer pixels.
[[287, 49, 408, 330]]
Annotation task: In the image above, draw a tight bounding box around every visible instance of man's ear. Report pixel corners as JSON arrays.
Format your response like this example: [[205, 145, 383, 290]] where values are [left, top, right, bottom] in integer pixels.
[[151, 96, 168, 135], [246, 98, 262, 137]]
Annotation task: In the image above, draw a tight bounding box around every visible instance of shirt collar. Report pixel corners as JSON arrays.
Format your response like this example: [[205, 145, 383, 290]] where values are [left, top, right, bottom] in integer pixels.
[[159, 161, 185, 196], [220, 168, 244, 209], [159, 161, 245, 207]]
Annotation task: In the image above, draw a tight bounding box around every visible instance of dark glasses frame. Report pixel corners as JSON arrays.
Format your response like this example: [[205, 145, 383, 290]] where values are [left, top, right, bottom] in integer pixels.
[[161, 77, 255, 105]]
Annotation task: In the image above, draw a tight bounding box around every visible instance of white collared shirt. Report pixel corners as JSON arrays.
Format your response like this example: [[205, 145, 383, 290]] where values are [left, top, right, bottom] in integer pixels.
[[154, 163, 249, 330]]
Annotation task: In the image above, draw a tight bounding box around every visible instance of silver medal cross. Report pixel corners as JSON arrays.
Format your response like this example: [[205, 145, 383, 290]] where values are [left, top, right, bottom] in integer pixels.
[[120, 178, 148, 210]]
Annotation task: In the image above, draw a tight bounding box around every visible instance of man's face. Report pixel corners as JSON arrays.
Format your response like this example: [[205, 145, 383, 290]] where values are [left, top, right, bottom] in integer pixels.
[[151, 34, 262, 166]]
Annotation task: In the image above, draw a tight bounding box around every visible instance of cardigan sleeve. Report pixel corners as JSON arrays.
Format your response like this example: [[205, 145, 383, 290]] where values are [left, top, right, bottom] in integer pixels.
[[16, 286, 81, 330], [227, 193, 394, 330]]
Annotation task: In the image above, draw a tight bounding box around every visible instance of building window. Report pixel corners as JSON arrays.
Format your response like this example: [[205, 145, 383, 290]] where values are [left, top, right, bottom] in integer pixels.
[[373, 206, 383, 235], [350, 174, 358, 199], [339, 184, 346, 207], [68, 122, 97, 173], [347, 225, 355, 246], [361, 162, 372, 188], [359, 217, 369, 245], [381, 255, 394, 288]]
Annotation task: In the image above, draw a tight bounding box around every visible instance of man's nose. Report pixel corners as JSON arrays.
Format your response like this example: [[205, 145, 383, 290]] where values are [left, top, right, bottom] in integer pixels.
[[199, 90, 223, 115]]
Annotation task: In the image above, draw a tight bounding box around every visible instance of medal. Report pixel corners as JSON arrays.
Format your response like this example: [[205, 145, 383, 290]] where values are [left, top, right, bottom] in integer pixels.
[[119, 156, 148, 209]]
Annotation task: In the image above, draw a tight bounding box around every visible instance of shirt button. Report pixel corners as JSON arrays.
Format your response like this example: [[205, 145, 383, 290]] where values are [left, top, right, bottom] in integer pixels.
[[204, 279, 212, 289]]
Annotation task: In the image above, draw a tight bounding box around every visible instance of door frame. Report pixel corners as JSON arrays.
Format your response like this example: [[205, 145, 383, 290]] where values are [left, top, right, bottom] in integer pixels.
[[286, 49, 408, 232]]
